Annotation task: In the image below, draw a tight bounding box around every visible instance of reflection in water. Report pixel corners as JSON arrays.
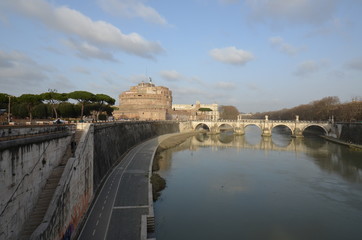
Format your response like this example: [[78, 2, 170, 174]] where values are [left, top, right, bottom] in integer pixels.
[[244, 124, 261, 145], [194, 132, 209, 142], [271, 126, 292, 147], [193, 132, 325, 154], [217, 131, 234, 144], [166, 131, 362, 183], [155, 129, 362, 240]]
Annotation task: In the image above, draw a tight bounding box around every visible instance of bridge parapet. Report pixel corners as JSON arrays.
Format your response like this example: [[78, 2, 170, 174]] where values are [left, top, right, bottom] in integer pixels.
[[191, 119, 334, 137]]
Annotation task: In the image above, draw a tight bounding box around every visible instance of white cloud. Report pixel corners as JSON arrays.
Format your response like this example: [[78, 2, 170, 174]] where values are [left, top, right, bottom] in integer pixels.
[[214, 81, 236, 90], [188, 76, 205, 85], [209, 47, 254, 65], [246, 82, 261, 91], [346, 58, 362, 71], [172, 86, 208, 104], [1, 0, 164, 59], [0, 50, 47, 84], [305, 17, 348, 37], [72, 66, 92, 75], [159, 70, 182, 81], [0, 50, 79, 95], [269, 36, 301, 56], [294, 60, 328, 76], [98, 0, 168, 25], [64, 38, 118, 62], [245, 0, 339, 26], [50, 75, 76, 91]]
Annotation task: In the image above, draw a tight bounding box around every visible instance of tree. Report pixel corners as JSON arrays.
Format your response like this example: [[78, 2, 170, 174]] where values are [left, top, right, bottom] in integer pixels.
[[309, 96, 340, 120], [0, 93, 10, 122], [68, 91, 95, 119], [93, 94, 115, 120], [58, 102, 77, 118], [12, 102, 28, 119], [17, 94, 42, 121], [250, 96, 341, 121], [0, 93, 9, 109], [41, 90, 68, 119], [32, 103, 50, 119], [219, 105, 239, 120]]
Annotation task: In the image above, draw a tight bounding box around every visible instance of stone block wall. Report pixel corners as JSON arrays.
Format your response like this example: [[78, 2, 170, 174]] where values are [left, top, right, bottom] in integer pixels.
[[0, 125, 70, 139], [93, 121, 179, 190], [337, 123, 362, 145], [31, 124, 93, 240], [0, 132, 71, 240]]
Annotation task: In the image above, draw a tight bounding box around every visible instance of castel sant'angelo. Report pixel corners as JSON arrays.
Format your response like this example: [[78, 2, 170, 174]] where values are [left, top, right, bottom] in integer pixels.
[[113, 78, 219, 121]]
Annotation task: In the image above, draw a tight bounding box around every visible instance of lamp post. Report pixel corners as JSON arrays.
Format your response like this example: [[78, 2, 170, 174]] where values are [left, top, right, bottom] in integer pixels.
[[8, 95, 12, 123]]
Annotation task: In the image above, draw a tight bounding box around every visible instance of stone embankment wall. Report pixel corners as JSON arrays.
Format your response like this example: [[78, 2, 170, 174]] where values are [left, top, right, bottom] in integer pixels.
[[0, 125, 69, 139], [0, 127, 72, 240], [31, 123, 93, 240], [93, 121, 179, 190], [336, 123, 362, 145], [3, 121, 179, 240], [178, 121, 193, 132]]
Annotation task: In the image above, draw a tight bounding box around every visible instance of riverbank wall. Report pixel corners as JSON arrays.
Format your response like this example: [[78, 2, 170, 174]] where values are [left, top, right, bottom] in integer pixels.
[[336, 123, 362, 145], [93, 121, 179, 190], [0, 121, 179, 240], [0, 126, 73, 240]]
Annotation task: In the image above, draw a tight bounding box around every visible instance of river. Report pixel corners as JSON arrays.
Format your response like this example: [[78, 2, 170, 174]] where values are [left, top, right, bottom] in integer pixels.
[[154, 126, 362, 240]]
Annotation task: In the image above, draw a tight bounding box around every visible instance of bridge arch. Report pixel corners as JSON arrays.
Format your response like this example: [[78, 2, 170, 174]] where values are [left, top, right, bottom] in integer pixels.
[[244, 123, 262, 132], [271, 124, 293, 134], [195, 123, 210, 132], [195, 132, 209, 142], [302, 124, 328, 136]]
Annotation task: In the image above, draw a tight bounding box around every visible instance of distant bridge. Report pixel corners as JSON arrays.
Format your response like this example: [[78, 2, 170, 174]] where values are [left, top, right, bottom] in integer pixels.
[[190, 116, 335, 137]]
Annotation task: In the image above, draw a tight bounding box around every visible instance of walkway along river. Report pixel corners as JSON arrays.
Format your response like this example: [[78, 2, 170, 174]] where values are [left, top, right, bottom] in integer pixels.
[[153, 126, 362, 240]]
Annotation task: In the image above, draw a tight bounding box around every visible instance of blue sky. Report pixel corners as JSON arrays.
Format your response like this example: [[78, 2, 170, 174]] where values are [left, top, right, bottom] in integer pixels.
[[0, 0, 362, 113]]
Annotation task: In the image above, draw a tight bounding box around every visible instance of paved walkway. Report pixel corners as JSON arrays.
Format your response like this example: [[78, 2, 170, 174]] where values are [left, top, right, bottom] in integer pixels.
[[78, 135, 173, 240]]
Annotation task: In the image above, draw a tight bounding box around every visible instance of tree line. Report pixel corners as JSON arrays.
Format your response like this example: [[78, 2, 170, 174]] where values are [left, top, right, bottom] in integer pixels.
[[251, 96, 362, 122], [219, 105, 240, 120], [0, 90, 115, 122]]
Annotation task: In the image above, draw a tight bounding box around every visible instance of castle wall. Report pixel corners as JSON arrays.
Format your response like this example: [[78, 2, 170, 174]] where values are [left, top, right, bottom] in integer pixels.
[[113, 82, 172, 120]]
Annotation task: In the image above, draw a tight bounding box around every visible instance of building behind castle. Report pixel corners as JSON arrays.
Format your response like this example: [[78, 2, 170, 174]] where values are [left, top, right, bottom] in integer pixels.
[[171, 101, 219, 121], [113, 80, 219, 121]]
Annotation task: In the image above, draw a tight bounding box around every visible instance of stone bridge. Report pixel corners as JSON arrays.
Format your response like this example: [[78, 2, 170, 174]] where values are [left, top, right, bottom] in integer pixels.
[[191, 116, 335, 137]]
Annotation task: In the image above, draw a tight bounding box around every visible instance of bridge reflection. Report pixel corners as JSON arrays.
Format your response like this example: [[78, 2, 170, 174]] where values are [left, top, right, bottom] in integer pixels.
[[192, 132, 321, 153], [157, 132, 362, 184]]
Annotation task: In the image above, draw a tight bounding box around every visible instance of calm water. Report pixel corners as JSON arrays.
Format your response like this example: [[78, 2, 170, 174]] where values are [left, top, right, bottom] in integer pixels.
[[154, 126, 362, 240]]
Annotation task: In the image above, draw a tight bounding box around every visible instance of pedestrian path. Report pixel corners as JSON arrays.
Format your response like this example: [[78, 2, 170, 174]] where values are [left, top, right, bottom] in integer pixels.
[[78, 136, 167, 240]]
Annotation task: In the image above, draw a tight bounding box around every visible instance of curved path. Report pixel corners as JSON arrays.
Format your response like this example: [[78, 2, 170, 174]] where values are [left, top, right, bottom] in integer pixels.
[[78, 135, 171, 240]]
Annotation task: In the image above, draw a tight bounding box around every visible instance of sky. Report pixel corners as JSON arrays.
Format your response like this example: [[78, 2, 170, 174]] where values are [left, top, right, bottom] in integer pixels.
[[0, 0, 362, 113]]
